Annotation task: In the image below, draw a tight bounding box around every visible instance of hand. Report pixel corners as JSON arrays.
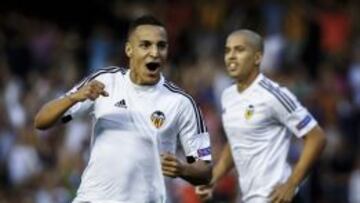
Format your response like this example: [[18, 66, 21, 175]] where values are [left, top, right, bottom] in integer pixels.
[[161, 153, 185, 178], [270, 181, 297, 203], [70, 80, 109, 102], [195, 185, 213, 201]]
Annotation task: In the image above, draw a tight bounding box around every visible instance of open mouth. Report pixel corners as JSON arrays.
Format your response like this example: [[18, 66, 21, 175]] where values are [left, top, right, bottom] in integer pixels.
[[146, 62, 161, 72], [227, 62, 238, 68], [226, 62, 238, 71]]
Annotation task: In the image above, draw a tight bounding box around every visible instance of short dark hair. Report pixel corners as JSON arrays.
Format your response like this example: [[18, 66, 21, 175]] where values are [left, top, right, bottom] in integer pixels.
[[230, 29, 264, 53], [127, 15, 165, 39]]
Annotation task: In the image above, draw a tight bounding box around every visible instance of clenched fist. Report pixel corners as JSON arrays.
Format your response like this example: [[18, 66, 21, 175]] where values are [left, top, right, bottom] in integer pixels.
[[69, 80, 109, 102], [161, 153, 185, 178], [195, 185, 213, 201]]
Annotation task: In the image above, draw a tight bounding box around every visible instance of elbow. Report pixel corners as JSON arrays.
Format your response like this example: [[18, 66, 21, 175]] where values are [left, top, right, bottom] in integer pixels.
[[204, 162, 213, 185], [314, 126, 327, 153], [205, 167, 212, 185], [319, 130, 327, 152], [304, 126, 327, 154], [34, 113, 50, 130]]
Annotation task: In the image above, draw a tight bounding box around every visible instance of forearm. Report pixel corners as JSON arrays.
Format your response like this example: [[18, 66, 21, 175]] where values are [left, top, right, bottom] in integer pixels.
[[211, 143, 234, 184], [180, 160, 212, 185], [34, 95, 77, 130], [288, 126, 326, 186]]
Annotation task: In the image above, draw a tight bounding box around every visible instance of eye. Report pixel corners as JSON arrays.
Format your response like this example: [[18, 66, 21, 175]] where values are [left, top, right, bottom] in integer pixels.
[[225, 47, 230, 54], [140, 41, 151, 49], [235, 46, 245, 52], [157, 41, 168, 50]]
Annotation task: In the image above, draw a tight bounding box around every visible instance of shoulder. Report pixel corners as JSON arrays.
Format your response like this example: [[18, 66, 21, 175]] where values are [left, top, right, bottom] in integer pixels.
[[162, 79, 198, 108], [221, 84, 237, 100], [220, 84, 238, 106], [90, 66, 127, 80], [76, 66, 127, 89], [256, 76, 298, 112]]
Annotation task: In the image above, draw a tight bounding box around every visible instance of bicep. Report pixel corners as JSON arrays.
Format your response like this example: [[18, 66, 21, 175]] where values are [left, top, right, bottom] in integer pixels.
[[178, 100, 211, 161]]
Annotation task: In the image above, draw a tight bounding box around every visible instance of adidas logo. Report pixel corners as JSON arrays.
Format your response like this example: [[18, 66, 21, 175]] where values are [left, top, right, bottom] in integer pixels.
[[114, 99, 127, 108]]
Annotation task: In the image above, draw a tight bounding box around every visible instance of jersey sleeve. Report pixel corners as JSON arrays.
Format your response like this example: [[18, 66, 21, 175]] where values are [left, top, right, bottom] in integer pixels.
[[269, 87, 318, 138], [60, 73, 99, 123], [177, 98, 211, 162], [60, 88, 94, 124]]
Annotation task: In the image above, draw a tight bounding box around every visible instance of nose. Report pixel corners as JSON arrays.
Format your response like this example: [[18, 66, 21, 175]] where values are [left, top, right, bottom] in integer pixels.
[[226, 49, 236, 60], [150, 46, 160, 58]]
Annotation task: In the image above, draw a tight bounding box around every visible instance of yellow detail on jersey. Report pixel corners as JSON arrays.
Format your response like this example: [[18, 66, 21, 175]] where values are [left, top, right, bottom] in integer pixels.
[[244, 105, 254, 120], [151, 111, 166, 128]]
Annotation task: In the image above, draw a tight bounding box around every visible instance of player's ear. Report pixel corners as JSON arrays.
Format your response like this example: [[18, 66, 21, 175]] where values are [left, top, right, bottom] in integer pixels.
[[254, 51, 262, 66], [125, 42, 132, 57]]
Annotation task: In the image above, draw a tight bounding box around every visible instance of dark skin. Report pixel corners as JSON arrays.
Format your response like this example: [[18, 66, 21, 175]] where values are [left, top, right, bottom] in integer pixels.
[[161, 153, 211, 185]]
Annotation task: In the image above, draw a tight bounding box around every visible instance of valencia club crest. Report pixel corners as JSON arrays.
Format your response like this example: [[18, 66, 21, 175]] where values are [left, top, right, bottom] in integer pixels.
[[151, 111, 166, 128], [244, 105, 254, 120]]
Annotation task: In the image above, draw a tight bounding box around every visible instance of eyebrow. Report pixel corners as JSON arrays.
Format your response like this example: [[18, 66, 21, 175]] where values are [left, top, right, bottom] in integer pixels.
[[158, 41, 168, 45], [225, 45, 246, 49], [138, 40, 168, 44]]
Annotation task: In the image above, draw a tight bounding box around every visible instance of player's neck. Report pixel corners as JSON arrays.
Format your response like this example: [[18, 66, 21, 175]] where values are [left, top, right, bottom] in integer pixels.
[[129, 69, 160, 86], [236, 69, 259, 93]]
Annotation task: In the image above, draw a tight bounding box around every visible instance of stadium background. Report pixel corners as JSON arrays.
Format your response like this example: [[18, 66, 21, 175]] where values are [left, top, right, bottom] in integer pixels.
[[0, 0, 359, 202]]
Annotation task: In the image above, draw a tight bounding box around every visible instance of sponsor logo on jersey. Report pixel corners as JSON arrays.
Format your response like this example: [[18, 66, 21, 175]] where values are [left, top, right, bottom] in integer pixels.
[[151, 111, 166, 128], [114, 99, 127, 108], [245, 104, 254, 120]]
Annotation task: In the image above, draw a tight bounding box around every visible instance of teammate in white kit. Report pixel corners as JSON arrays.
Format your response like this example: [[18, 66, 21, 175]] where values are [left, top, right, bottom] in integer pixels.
[[34, 16, 211, 203], [196, 29, 326, 203]]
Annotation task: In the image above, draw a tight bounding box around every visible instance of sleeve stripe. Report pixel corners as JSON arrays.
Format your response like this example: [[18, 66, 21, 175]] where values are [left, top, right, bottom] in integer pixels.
[[259, 81, 295, 113], [260, 79, 297, 109], [261, 79, 297, 109], [75, 66, 119, 88], [199, 107, 208, 132], [75, 66, 127, 90], [163, 82, 203, 134], [166, 81, 208, 132], [163, 82, 206, 134]]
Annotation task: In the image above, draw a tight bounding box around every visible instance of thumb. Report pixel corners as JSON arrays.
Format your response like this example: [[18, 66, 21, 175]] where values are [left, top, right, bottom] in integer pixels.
[[101, 90, 109, 97]]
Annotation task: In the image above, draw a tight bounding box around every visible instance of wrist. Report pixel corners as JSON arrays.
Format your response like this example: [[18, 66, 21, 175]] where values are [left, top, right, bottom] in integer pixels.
[[287, 177, 300, 188], [179, 162, 189, 178], [66, 93, 79, 103], [209, 172, 219, 186]]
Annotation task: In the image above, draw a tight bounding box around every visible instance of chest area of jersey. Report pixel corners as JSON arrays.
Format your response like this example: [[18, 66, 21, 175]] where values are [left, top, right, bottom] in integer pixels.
[[94, 89, 177, 132], [222, 99, 270, 131]]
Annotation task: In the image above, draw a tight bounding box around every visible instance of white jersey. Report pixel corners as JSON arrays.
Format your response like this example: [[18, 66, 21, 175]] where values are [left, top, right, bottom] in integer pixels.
[[221, 73, 317, 203], [62, 66, 211, 203]]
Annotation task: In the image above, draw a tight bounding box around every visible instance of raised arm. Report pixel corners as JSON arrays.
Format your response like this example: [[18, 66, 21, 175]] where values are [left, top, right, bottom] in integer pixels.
[[34, 80, 108, 130]]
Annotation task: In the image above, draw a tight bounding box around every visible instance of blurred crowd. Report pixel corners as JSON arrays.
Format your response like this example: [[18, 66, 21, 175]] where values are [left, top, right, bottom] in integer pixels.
[[0, 0, 359, 202]]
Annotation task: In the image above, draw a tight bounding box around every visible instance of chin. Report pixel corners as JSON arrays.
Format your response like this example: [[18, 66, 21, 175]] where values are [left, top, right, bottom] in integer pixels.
[[228, 72, 239, 78], [144, 77, 160, 85]]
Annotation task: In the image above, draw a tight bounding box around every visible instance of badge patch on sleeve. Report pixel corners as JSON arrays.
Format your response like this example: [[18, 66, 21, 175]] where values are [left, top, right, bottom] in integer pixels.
[[296, 115, 312, 130], [197, 147, 211, 157]]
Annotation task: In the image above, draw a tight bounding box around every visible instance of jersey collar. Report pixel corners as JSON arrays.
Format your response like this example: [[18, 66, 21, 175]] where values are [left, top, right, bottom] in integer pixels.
[[125, 70, 164, 92], [237, 73, 264, 95]]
